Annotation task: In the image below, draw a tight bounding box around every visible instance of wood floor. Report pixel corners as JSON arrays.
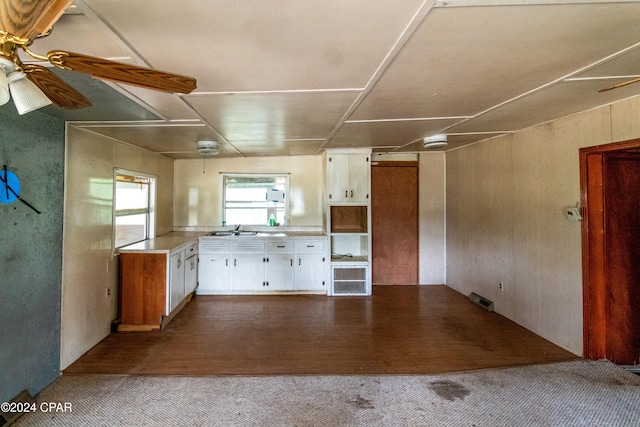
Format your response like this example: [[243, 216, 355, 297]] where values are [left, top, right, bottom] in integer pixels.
[[64, 286, 576, 376]]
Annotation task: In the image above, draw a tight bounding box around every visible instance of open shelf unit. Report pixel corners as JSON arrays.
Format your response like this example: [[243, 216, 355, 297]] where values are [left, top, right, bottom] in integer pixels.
[[324, 149, 372, 296]]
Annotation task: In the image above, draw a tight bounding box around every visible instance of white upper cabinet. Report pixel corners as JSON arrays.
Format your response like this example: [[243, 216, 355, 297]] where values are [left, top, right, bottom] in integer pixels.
[[326, 152, 370, 203]]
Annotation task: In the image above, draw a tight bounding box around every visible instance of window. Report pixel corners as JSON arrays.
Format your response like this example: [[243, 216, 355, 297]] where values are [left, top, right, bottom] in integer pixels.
[[113, 170, 156, 248], [223, 174, 288, 226]]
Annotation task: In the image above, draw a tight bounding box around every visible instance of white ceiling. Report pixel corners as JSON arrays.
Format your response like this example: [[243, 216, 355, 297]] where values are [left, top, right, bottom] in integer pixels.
[[18, 0, 640, 158]]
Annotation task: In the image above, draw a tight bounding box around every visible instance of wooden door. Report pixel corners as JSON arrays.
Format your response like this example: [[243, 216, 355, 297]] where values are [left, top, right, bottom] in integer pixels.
[[581, 140, 640, 365], [603, 153, 640, 365], [371, 162, 418, 285]]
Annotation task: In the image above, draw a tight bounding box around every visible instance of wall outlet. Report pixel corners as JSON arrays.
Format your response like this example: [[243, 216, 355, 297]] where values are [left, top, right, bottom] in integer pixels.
[[499, 282, 504, 291]]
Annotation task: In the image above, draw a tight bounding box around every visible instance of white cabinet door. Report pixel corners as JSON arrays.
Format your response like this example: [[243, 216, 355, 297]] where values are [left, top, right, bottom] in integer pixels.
[[198, 254, 230, 293], [326, 154, 350, 202], [169, 251, 185, 312], [184, 255, 198, 295], [265, 253, 294, 290], [295, 252, 326, 291], [326, 153, 369, 203], [349, 154, 370, 202], [230, 254, 265, 291]]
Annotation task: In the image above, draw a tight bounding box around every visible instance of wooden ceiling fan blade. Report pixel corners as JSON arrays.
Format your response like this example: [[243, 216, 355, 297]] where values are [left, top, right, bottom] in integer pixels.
[[598, 76, 640, 93], [0, 0, 74, 40], [48, 51, 197, 94], [24, 64, 92, 109]]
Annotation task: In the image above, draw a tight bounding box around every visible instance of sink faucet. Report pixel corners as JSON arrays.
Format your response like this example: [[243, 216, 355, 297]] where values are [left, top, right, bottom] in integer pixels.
[[234, 224, 241, 232]]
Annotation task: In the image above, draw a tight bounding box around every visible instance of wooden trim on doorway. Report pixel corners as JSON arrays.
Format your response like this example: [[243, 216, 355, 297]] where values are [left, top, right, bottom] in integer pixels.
[[580, 138, 640, 360]]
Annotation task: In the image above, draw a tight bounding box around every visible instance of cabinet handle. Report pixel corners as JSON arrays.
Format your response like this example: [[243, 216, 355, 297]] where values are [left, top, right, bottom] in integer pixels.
[[234, 259, 237, 267], [298, 258, 301, 266], [345, 190, 348, 198], [290, 258, 293, 266], [350, 190, 353, 198], [277, 245, 285, 248], [267, 257, 269, 263], [226, 259, 229, 267], [177, 259, 182, 268]]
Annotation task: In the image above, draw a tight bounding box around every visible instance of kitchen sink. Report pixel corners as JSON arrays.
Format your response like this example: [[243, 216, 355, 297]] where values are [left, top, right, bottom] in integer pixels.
[[208, 231, 260, 236]]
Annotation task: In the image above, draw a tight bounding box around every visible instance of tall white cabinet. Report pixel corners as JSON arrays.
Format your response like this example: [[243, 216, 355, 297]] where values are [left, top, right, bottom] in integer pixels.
[[324, 149, 372, 296]]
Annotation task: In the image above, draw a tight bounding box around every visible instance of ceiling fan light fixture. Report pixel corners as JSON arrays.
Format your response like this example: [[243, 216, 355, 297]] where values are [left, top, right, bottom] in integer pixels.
[[423, 134, 448, 149], [7, 71, 52, 115], [0, 58, 14, 106], [197, 140, 220, 156], [0, 67, 9, 106]]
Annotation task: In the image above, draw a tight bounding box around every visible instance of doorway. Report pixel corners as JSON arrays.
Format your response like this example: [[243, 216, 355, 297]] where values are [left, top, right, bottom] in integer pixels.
[[580, 139, 640, 365], [371, 161, 419, 285]]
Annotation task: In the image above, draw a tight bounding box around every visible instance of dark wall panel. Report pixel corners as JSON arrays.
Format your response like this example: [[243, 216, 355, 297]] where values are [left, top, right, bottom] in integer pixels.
[[0, 105, 65, 401]]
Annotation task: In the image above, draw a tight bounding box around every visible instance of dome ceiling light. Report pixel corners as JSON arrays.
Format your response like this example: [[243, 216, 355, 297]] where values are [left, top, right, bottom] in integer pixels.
[[423, 134, 448, 149]]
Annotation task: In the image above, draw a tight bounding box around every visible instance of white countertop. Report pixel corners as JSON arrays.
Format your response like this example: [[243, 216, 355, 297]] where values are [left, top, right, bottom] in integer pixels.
[[118, 230, 327, 253], [199, 231, 327, 240], [118, 232, 203, 253]]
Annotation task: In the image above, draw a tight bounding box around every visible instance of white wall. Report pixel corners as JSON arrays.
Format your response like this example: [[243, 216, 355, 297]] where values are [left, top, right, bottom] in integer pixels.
[[419, 152, 446, 284], [445, 96, 640, 355], [173, 155, 323, 228], [61, 126, 174, 369]]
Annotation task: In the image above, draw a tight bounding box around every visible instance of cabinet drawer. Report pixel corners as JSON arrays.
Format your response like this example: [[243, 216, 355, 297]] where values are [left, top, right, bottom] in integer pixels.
[[199, 240, 230, 253], [266, 242, 294, 252], [295, 240, 325, 252], [231, 241, 265, 252], [186, 241, 198, 257]]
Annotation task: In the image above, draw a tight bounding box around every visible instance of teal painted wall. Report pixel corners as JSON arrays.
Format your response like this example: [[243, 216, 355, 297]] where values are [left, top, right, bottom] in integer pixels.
[[0, 105, 65, 401]]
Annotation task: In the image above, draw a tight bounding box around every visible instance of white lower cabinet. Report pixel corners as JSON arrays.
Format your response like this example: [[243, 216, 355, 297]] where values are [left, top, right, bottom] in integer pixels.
[[264, 242, 294, 291], [198, 237, 327, 294], [169, 251, 185, 312], [198, 240, 230, 294], [199, 254, 230, 293], [185, 254, 198, 295], [231, 253, 266, 292], [295, 240, 327, 291]]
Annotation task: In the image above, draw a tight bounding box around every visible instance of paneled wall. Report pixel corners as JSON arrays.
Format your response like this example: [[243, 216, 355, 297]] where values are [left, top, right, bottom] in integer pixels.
[[61, 126, 174, 369], [173, 156, 323, 228], [419, 152, 446, 284], [0, 108, 64, 402], [444, 98, 640, 355]]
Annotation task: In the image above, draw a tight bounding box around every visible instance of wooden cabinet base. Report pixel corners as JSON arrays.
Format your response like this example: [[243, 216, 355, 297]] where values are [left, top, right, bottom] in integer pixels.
[[118, 292, 193, 331], [119, 251, 193, 331]]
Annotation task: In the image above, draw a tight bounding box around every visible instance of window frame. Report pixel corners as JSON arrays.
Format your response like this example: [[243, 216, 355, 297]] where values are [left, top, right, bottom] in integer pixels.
[[112, 168, 157, 249], [221, 173, 289, 226]]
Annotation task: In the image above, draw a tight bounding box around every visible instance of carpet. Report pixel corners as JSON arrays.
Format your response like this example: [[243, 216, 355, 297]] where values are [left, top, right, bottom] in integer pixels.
[[14, 360, 640, 426]]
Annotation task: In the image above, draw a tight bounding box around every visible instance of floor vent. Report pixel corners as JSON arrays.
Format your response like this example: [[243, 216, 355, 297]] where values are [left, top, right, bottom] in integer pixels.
[[0, 390, 34, 426], [469, 292, 494, 312]]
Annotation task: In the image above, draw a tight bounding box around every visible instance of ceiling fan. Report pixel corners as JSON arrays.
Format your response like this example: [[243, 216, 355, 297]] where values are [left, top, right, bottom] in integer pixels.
[[0, 0, 196, 114]]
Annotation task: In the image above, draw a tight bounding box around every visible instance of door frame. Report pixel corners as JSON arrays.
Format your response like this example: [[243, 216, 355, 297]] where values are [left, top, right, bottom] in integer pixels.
[[579, 137, 640, 359]]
